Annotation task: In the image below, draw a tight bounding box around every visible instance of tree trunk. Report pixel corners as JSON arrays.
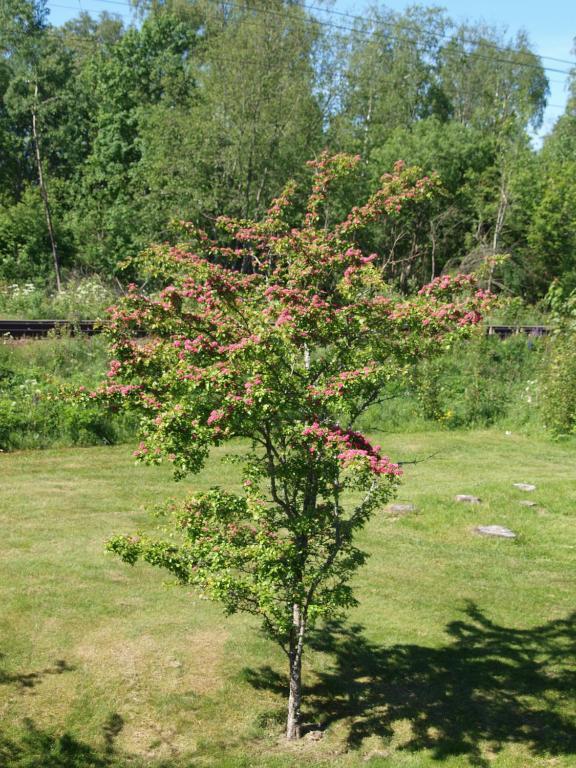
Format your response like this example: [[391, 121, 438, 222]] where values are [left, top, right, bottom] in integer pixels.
[[31, 83, 62, 292], [286, 603, 305, 740], [487, 176, 508, 292]]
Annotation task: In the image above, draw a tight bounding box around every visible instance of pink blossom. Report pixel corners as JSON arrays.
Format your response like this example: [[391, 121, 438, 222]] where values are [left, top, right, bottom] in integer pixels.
[[106, 359, 121, 378], [207, 409, 224, 425], [275, 309, 293, 327]]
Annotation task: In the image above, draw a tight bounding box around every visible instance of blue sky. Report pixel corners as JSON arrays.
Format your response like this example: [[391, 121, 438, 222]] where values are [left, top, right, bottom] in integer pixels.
[[46, 0, 575, 141]]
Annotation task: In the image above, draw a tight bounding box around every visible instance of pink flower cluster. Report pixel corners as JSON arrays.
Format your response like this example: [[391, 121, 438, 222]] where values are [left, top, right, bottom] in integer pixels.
[[174, 333, 261, 357], [275, 309, 293, 327], [458, 310, 482, 326], [337, 448, 402, 476], [263, 285, 332, 329], [421, 304, 483, 328], [309, 366, 374, 398], [217, 335, 261, 354], [336, 172, 435, 235], [132, 442, 161, 459], [88, 383, 141, 398], [418, 274, 475, 296], [244, 376, 262, 392], [335, 249, 378, 282], [106, 359, 122, 378], [301, 422, 401, 477], [174, 335, 216, 354], [207, 409, 225, 425], [141, 393, 161, 409]]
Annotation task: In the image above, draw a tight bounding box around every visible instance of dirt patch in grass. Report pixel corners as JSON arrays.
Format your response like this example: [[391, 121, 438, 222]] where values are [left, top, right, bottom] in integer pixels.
[[74, 624, 227, 755], [78, 625, 226, 695]]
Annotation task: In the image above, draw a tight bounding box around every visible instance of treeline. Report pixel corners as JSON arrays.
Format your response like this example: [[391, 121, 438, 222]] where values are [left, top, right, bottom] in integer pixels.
[[1, 0, 575, 299]]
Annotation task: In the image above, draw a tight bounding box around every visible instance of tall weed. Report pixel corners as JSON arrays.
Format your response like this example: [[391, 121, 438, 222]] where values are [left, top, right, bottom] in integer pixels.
[[0, 277, 116, 320], [0, 334, 135, 450]]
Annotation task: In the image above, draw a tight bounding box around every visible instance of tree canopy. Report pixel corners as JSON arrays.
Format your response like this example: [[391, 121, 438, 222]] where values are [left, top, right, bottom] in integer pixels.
[[0, 0, 574, 299]]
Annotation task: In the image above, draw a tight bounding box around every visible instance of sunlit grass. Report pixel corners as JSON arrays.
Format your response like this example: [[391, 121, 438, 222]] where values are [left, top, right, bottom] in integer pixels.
[[1, 430, 575, 767]]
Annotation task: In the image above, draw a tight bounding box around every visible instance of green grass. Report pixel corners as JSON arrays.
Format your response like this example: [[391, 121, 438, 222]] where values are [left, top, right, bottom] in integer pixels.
[[1, 431, 575, 767]]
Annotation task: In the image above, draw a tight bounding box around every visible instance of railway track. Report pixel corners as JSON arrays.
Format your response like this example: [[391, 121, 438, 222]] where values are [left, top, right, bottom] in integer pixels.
[[0, 319, 102, 338], [486, 325, 550, 339], [0, 319, 551, 339]]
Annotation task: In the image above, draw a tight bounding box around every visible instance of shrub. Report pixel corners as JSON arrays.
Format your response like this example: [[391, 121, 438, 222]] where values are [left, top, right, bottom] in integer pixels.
[[540, 332, 576, 436], [98, 153, 490, 739], [0, 335, 136, 450], [412, 332, 543, 429]]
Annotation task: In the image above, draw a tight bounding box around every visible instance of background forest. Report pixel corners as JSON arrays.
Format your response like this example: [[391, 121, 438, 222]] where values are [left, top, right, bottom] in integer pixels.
[[1, 0, 576, 449], [1, 0, 575, 300]]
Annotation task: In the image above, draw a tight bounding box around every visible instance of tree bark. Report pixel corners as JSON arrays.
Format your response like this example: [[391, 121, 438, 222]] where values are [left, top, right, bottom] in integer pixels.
[[286, 602, 305, 740], [31, 82, 62, 292]]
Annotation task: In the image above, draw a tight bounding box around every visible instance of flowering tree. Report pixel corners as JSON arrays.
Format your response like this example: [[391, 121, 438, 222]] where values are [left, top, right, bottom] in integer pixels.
[[91, 153, 490, 739]]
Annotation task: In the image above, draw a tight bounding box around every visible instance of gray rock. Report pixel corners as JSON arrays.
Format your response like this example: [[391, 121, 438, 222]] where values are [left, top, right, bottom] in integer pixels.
[[388, 503, 416, 513], [304, 730, 324, 742], [513, 483, 536, 491], [476, 525, 517, 539], [455, 494, 481, 504], [518, 500, 537, 507]]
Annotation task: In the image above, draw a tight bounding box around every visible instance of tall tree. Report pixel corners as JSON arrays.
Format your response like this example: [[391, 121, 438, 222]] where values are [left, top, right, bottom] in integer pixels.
[[88, 155, 490, 739], [72, 11, 199, 272], [137, 0, 323, 228], [330, 7, 451, 158], [527, 46, 576, 295], [1, 0, 77, 285]]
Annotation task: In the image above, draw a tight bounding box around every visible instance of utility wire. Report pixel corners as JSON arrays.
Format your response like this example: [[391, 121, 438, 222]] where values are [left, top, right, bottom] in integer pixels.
[[54, 0, 576, 70], [48, 0, 576, 71], [300, 0, 576, 68], [45, 0, 574, 83]]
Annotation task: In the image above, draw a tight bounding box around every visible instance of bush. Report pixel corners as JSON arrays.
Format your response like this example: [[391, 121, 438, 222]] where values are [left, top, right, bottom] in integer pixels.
[[539, 285, 576, 436], [540, 331, 576, 436], [0, 334, 136, 450], [361, 331, 543, 432], [357, 331, 543, 434]]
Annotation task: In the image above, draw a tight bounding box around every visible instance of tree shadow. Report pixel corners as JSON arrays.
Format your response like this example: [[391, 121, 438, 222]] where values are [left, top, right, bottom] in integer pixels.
[[0, 718, 110, 768], [0, 654, 75, 691], [0, 717, 206, 768], [244, 603, 576, 766], [102, 713, 124, 756], [0, 714, 128, 768]]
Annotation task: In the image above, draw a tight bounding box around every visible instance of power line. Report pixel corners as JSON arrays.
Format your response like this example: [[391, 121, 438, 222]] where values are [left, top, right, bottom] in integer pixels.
[[50, 0, 576, 70], [44, 0, 574, 81], [300, 1, 576, 69]]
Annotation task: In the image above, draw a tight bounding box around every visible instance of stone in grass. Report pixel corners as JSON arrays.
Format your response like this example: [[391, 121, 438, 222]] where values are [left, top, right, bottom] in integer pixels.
[[513, 483, 536, 491], [455, 494, 481, 504], [519, 500, 537, 508], [388, 503, 416, 514], [476, 525, 517, 539], [304, 730, 324, 742], [302, 723, 324, 741]]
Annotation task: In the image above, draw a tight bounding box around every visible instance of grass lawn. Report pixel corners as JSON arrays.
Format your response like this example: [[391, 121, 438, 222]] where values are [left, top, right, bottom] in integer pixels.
[[0, 430, 575, 767]]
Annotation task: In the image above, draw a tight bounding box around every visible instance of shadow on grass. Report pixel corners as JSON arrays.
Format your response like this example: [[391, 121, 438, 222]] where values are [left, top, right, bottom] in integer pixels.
[[0, 655, 75, 690], [245, 603, 576, 766], [0, 717, 201, 768], [0, 718, 111, 768]]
